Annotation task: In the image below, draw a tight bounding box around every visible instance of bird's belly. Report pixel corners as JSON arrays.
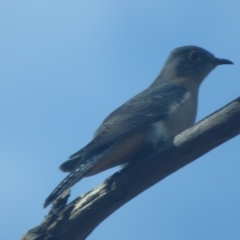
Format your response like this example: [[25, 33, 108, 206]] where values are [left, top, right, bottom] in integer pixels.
[[86, 129, 147, 176]]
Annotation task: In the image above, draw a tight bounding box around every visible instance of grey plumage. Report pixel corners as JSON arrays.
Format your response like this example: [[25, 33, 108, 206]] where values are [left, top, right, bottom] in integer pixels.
[[44, 46, 232, 208]]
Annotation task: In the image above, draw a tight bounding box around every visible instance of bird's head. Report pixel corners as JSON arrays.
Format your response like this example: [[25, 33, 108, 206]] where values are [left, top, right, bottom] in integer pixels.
[[159, 46, 233, 88]]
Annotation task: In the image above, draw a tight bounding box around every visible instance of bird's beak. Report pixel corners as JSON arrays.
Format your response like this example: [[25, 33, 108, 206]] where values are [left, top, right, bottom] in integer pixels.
[[214, 58, 233, 66]]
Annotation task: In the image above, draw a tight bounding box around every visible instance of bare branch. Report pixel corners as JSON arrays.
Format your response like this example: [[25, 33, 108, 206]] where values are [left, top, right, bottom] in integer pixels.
[[21, 97, 240, 240]]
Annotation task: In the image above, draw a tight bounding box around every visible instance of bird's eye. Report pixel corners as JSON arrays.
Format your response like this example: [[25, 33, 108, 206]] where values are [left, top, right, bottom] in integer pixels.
[[189, 51, 200, 61]]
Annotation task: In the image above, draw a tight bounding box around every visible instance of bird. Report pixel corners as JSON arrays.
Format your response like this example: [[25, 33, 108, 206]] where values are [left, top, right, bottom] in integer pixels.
[[43, 46, 233, 208]]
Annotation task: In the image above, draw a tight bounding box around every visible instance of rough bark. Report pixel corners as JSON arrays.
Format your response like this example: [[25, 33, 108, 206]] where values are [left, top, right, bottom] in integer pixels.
[[21, 97, 240, 240]]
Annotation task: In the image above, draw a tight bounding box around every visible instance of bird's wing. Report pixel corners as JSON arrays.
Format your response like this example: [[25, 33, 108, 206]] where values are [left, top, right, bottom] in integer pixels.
[[70, 83, 189, 159], [44, 84, 189, 208]]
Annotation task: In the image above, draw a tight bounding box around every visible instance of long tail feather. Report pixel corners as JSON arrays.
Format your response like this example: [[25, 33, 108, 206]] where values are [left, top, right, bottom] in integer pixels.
[[43, 162, 93, 208]]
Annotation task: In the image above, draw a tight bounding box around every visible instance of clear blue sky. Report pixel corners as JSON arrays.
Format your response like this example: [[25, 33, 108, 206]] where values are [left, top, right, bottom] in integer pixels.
[[1, 1, 240, 239]]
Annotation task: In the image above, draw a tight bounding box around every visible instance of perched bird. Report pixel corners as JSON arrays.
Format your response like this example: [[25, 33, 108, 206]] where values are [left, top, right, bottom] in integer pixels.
[[44, 46, 233, 208]]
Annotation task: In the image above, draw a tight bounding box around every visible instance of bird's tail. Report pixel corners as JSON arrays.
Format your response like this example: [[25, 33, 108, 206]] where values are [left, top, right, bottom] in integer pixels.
[[43, 143, 115, 208], [43, 161, 93, 208]]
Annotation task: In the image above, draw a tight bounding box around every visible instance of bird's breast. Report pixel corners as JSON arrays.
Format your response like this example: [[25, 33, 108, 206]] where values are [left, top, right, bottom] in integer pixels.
[[147, 92, 197, 147]]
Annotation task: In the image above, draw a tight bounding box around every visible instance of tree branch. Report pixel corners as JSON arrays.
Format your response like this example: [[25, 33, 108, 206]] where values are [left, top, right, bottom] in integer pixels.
[[21, 97, 240, 240]]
